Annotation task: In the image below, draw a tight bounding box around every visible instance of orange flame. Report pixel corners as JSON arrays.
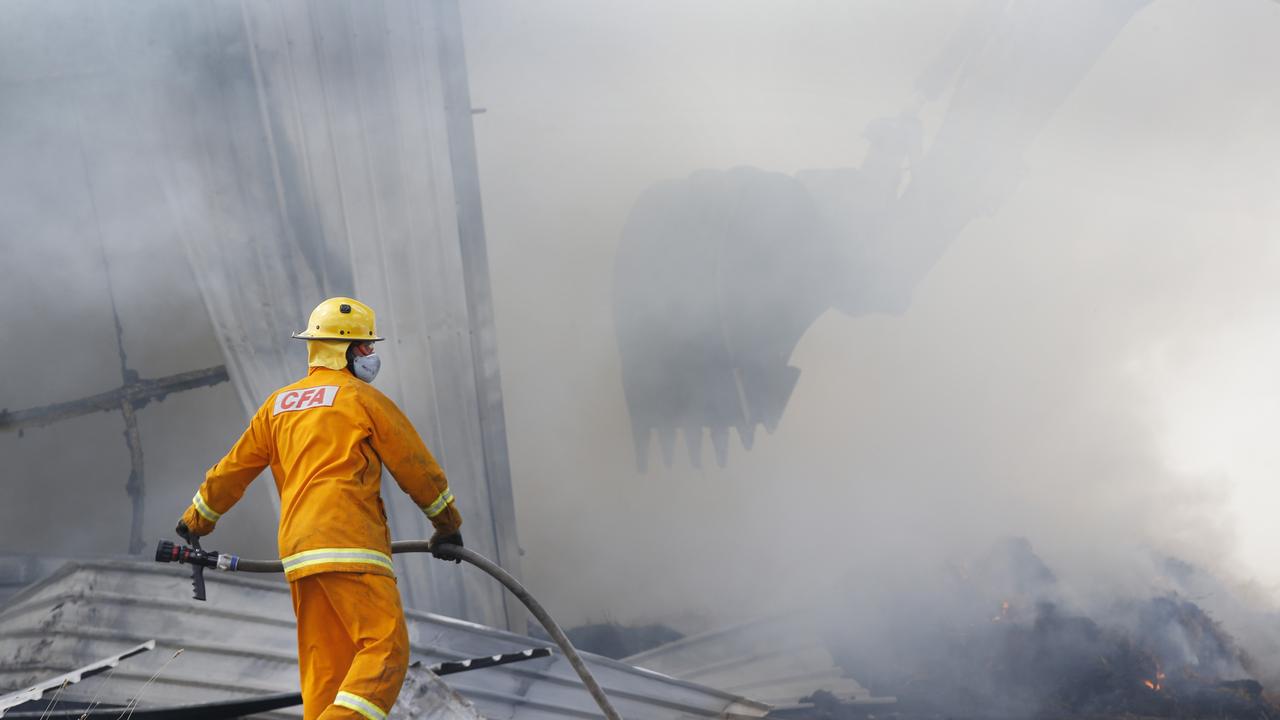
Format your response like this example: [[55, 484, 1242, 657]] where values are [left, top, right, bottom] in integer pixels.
[[1143, 667, 1165, 691]]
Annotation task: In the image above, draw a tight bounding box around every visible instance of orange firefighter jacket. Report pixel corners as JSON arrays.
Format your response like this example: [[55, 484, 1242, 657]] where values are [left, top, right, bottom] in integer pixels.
[[181, 367, 461, 582]]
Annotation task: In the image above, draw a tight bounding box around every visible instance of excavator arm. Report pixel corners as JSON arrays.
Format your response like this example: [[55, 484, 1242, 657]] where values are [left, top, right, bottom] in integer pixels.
[[613, 0, 1154, 470]]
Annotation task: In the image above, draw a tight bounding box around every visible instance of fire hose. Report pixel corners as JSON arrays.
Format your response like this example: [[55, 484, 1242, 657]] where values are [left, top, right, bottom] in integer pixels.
[[155, 539, 622, 720]]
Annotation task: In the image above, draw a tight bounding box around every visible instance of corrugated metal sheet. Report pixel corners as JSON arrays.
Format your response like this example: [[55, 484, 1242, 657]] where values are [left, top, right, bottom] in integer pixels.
[[0, 561, 771, 720], [0, 0, 520, 629], [626, 614, 894, 708], [159, 0, 523, 631]]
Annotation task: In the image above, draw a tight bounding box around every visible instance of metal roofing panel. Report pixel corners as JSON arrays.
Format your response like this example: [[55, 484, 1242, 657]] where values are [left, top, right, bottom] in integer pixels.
[[626, 613, 893, 708], [0, 561, 770, 719]]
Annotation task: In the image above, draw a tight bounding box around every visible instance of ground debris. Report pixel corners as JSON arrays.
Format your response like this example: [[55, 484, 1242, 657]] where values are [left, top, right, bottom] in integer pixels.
[[826, 540, 1280, 720]]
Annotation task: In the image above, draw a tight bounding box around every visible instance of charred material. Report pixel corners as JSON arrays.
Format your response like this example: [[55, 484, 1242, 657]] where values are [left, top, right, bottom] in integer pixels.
[[0, 363, 228, 555], [827, 540, 1277, 720], [562, 622, 684, 660], [828, 600, 1278, 720], [0, 365, 229, 433]]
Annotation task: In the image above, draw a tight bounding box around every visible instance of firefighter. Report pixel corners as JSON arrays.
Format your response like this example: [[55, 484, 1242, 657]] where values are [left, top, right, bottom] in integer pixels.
[[175, 297, 462, 720]]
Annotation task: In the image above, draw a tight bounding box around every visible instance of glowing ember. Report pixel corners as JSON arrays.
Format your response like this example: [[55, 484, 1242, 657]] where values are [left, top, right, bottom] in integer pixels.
[[1143, 668, 1165, 691]]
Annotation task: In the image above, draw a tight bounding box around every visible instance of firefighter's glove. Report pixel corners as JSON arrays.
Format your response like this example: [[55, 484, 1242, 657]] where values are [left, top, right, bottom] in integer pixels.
[[429, 530, 463, 564], [177, 506, 216, 538]]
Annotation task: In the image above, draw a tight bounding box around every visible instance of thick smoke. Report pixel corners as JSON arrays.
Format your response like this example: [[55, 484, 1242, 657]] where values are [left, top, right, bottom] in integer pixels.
[[3, 1, 1279, 711], [460, 0, 1280, 693]]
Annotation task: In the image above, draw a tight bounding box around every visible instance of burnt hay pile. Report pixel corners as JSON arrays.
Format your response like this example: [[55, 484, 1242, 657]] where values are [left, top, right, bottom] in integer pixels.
[[826, 540, 1279, 720]]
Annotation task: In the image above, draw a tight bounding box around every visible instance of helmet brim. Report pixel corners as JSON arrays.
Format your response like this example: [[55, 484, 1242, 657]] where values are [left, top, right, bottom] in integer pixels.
[[291, 332, 386, 342]]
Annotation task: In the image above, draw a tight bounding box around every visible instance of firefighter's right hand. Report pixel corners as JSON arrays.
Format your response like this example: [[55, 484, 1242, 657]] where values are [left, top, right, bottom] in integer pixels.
[[176, 520, 206, 541], [429, 530, 463, 564], [177, 507, 215, 539]]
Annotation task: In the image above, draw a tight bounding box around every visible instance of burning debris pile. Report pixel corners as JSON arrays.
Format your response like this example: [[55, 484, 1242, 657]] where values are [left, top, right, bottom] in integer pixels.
[[918, 598, 1272, 719], [828, 539, 1279, 720]]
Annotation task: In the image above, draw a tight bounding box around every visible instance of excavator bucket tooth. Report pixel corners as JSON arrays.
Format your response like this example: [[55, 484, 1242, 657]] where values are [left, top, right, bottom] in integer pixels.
[[684, 426, 704, 469], [631, 427, 652, 473], [656, 426, 677, 469], [709, 427, 730, 469]]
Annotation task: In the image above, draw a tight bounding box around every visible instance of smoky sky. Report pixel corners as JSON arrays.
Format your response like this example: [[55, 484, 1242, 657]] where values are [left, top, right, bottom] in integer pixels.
[[2, 0, 1279, 683], [460, 0, 1280, 639]]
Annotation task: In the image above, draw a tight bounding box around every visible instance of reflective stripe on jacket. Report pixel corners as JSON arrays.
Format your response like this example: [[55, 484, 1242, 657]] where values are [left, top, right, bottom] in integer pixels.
[[182, 367, 462, 582]]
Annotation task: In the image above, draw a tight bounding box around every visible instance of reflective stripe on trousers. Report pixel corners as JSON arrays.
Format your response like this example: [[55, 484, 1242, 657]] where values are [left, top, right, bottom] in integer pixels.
[[334, 692, 387, 720]]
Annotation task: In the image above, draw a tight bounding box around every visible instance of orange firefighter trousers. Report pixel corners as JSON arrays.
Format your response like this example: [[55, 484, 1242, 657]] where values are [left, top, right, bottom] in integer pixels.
[[290, 572, 409, 720]]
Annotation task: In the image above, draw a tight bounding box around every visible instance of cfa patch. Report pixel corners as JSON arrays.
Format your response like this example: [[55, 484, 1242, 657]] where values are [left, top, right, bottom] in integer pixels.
[[273, 385, 340, 415]]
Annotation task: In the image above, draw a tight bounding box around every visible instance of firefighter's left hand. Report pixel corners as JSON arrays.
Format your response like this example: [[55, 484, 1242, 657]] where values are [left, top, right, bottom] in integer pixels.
[[429, 530, 463, 564]]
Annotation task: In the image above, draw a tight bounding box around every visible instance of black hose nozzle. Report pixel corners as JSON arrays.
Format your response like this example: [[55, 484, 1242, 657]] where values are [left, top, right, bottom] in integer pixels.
[[154, 540, 219, 568]]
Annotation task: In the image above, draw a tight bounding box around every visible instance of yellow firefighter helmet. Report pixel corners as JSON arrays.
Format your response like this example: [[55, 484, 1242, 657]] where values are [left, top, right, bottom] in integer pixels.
[[292, 297, 385, 342]]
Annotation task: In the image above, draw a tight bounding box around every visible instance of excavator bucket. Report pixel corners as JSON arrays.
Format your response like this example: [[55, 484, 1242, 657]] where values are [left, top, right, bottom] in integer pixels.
[[613, 168, 836, 471]]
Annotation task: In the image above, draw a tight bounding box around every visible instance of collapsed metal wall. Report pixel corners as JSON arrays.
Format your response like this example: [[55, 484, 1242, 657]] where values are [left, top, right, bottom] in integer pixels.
[[0, 0, 521, 631]]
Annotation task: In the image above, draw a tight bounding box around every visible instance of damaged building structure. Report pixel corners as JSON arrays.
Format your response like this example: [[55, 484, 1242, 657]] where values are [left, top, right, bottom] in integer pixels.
[[0, 1, 872, 717]]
